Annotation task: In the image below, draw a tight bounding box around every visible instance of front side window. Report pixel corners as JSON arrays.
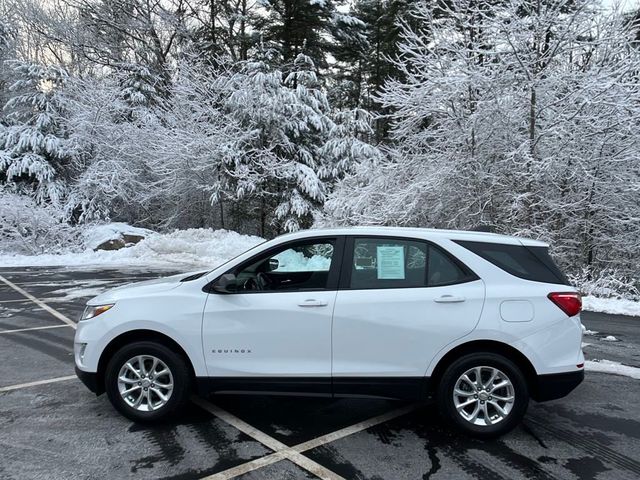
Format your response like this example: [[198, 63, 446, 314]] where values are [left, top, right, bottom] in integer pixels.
[[349, 238, 475, 289], [233, 240, 335, 292]]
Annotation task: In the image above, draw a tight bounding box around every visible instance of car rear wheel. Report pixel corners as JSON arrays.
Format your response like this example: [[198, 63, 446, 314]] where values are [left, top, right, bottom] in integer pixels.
[[105, 341, 191, 422], [437, 352, 529, 438]]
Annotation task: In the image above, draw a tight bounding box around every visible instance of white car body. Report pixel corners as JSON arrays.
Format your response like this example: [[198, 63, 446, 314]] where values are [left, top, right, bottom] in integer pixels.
[[75, 227, 584, 412]]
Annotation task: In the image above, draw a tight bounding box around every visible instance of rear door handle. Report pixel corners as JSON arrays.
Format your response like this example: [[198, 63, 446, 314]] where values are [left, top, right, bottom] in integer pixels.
[[298, 299, 328, 307], [434, 295, 466, 303]]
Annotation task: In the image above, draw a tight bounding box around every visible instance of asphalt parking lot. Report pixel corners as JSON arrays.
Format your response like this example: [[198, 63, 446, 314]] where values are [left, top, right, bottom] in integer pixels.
[[1, 267, 639, 480]]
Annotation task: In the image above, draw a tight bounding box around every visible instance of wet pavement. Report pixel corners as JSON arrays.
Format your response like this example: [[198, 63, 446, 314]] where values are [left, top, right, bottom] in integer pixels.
[[0, 266, 639, 480]]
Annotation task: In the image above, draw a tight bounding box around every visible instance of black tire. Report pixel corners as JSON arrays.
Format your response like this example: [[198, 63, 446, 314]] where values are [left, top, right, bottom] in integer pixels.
[[436, 352, 529, 438], [105, 341, 191, 423]]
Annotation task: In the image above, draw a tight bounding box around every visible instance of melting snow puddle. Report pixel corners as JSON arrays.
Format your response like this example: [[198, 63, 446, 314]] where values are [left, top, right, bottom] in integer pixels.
[[39, 279, 129, 302], [0, 306, 25, 318]]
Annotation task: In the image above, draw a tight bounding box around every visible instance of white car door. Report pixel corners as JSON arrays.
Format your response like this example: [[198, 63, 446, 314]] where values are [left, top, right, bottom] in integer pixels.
[[202, 236, 343, 395], [332, 236, 485, 398]]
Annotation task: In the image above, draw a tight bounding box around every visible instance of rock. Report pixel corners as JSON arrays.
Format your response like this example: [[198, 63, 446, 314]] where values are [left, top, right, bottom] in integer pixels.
[[95, 238, 126, 251], [87, 223, 153, 251], [122, 234, 145, 245]]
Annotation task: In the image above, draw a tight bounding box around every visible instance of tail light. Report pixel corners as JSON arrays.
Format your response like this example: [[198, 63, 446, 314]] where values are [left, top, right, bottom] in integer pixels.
[[548, 292, 582, 317]]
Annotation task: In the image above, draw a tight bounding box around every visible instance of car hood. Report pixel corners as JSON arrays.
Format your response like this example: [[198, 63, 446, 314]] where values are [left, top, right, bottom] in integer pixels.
[[87, 271, 206, 305]]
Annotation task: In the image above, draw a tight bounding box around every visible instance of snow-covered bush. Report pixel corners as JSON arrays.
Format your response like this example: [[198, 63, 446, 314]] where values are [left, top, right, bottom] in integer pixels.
[[569, 268, 640, 301], [0, 188, 79, 254]]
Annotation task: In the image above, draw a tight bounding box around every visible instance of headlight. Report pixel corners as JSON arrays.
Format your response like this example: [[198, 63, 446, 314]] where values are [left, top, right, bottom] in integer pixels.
[[81, 304, 114, 321]]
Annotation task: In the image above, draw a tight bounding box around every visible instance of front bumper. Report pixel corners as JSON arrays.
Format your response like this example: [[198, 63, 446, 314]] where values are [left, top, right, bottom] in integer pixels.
[[533, 369, 584, 402], [75, 366, 103, 395]]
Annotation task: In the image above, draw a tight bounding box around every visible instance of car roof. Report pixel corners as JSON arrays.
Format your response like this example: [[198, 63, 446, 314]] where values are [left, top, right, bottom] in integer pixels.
[[274, 226, 548, 247]]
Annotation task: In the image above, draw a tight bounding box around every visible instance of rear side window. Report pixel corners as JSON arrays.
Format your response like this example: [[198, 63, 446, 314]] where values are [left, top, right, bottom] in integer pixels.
[[349, 238, 476, 289], [455, 240, 569, 285], [428, 246, 470, 286]]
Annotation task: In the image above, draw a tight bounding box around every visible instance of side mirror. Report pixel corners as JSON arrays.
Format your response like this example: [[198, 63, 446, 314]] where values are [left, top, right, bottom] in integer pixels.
[[267, 258, 279, 271], [213, 273, 237, 293]]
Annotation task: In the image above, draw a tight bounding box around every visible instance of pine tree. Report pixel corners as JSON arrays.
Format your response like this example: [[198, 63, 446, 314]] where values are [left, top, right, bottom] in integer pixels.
[[256, 0, 361, 74], [190, 0, 259, 61], [331, 0, 413, 141], [116, 63, 167, 125], [213, 53, 380, 234], [0, 62, 73, 205], [0, 19, 15, 123]]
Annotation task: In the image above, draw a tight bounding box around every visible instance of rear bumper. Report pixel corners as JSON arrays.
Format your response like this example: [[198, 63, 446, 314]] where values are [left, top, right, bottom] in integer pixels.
[[533, 369, 584, 402], [75, 366, 103, 395]]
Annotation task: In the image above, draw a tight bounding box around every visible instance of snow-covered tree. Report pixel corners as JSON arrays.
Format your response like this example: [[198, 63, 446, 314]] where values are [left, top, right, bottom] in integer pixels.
[[255, 0, 364, 74], [64, 61, 243, 228], [215, 53, 380, 234], [213, 54, 328, 233], [319, 107, 383, 182], [0, 62, 73, 205], [330, 0, 412, 140], [0, 18, 16, 117], [324, 0, 640, 276], [188, 0, 260, 61], [119, 64, 164, 109], [61, 52, 381, 234]]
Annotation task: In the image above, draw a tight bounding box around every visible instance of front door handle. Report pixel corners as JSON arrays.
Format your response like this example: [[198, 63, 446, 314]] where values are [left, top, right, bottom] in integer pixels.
[[298, 299, 328, 307], [434, 295, 466, 303]]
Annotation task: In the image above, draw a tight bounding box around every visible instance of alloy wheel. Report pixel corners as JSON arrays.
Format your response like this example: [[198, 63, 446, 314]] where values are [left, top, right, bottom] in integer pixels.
[[117, 355, 174, 412], [452, 366, 515, 426]]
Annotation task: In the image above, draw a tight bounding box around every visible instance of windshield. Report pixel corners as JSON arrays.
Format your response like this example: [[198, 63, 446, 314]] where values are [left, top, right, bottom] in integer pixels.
[[203, 239, 268, 275]]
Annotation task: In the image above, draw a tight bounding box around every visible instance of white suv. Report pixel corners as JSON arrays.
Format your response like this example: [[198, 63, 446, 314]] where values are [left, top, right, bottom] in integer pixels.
[[75, 227, 584, 437]]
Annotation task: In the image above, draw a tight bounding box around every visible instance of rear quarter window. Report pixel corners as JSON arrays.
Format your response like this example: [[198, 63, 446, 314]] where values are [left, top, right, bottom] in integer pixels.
[[455, 240, 569, 285]]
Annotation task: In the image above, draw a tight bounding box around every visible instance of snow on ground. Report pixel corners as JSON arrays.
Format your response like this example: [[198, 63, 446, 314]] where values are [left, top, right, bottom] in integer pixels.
[[0, 228, 264, 269], [601, 335, 618, 342], [272, 249, 332, 271], [49, 285, 113, 301], [582, 295, 640, 317], [580, 324, 598, 335], [585, 360, 640, 380]]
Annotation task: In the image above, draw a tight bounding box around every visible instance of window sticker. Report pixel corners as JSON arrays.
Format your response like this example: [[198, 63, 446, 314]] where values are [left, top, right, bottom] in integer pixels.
[[376, 246, 405, 279]]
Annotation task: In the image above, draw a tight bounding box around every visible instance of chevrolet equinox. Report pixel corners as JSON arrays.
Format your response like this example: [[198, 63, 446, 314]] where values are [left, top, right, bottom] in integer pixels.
[[74, 227, 584, 437]]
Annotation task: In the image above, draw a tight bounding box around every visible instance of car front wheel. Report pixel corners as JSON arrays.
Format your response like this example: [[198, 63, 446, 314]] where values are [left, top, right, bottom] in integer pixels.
[[105, 341, 191, 422], [437, 352, 529, 438]]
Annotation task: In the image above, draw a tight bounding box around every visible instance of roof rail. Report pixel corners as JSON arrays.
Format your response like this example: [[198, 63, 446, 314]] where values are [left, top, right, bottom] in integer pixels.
[[470, 225, 496, 233]]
